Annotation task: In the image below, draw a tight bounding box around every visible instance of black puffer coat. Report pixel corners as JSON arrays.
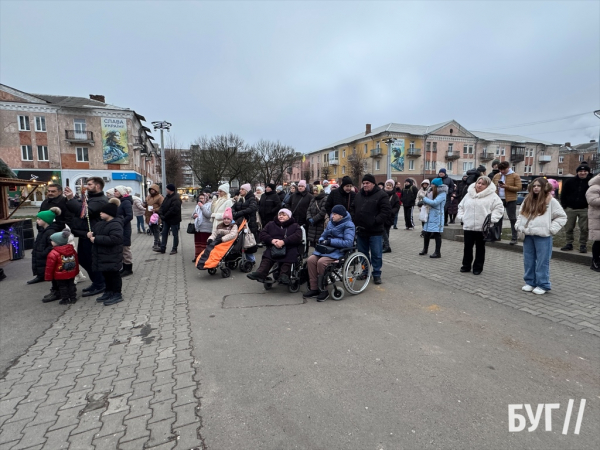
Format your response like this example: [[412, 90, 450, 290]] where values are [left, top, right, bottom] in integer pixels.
[[39, 196, 71, 230], [401, 182, 419, 207], [561, 173, 593, 210], [306, 192, 328, 243], [232, 190, 258, 234], [31, 222, 62, 277], [384, 189, 401, 227], [258, 190, 281, 225], [92, 218, 124, 272], [325, 187, 355, 216], [159, 192, 182, 225], [350, 185, 392, 237], [285, 190, 313, 227], [117, 196, 133, 246], [259, 216, 303, 264], [65, 191, 108, 239]]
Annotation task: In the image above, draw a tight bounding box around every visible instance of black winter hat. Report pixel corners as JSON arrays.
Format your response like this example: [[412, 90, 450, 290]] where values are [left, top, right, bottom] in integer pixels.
[[267, 183, 276, 191], [332, 205, 347, 216], [362, 174, 376, 184], [576, 163, 590, 173], [166, 183, 176, 192], [101, 198, 120, 217], [477, 165, 487, 173], [340, 176, 353, 187]]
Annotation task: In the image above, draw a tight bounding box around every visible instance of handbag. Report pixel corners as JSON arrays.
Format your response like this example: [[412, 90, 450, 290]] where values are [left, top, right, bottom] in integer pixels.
[[186, 222, 196, 234], [270, 228, 287, 259], [482, 213, 501, 242], [315, 243, 336, 254], [243, 228, 257, 249]]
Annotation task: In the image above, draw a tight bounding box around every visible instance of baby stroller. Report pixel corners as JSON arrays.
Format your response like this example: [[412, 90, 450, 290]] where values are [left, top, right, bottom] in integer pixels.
[[262, 226, 308, 293], [196, 218, 250, 278]]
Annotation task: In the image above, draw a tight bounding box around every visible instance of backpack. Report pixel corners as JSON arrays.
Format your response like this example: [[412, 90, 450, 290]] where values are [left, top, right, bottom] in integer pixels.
[[150, 212, 159, 225]]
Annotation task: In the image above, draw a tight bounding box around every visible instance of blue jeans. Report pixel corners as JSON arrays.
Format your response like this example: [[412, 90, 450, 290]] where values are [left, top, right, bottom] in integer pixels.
[[136, 215, 145, 232], [160, 223, 180, 252], [523, 235, 553, 290], [357, 234, 383, 277]]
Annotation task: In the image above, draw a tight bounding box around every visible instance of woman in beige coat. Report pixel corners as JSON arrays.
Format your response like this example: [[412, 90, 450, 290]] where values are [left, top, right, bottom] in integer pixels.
[[210, 183, 233, 233], [586, 173, 600, 272]]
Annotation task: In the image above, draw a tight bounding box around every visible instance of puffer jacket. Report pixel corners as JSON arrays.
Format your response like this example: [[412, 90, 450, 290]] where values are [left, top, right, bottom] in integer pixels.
[[457, 182, 504, 231], [117, 195, 133, 247], [561, 173, 593, 210], [92, 217, 124, 272], [259, 216, 303, 264], [385, 189, 401, 227], [193, 202, 214, 234], [314, 212, 355, 260], [232, 190, 258, 235], [306, 192, 328, 243], [401, 182, 419, 207], [492, 171, 521, 202], [208, 222, 238, 243], [422, 185, 448, 233], [350, 185, 391, 237], [144, 184, 164, 224], [516, 197, 566, 237], [159, 192, 182, 225], [586, 174, 600, 241], [132, 196, 146, 216], [65, 191, 108, 239], [210, 194, 233, 233], [32, 222, 62, 277], [258, 190, 281, 225], [285, 190, 313, 227], [45, 244, 79, 281]]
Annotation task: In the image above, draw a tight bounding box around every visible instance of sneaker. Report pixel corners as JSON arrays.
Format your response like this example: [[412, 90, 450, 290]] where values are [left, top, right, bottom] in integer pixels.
[[82, 285, 94, 293], [103, 293, 123, 306], [42, 291, 60, 303], [591, 261, 600, 272], [521, 285, 534, 292], [382, 248, 391, 254], [579, 245, 588, 254], [373, 276, 382, 285], [561, 244, 573, 251], [393, 227, 398, 230], [82, 286, 105, 297], [170, 250, 177, 255], [510, 238, 517, 245], [96, 291, 113, 302], [303, 289, 320, 298], [460, 267, 470, 273], [532, 287, 546, 295], [316, 290, 329, 302]]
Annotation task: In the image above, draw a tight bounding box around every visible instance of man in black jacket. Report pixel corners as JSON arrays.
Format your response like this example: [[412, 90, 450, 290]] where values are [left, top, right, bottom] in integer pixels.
[[350, 174, 392, 285], [39, 183, 71, 230], [325, 176, 355, 216], [64, 177, 108, 296], [156, 184, 182, 255], [560, 163, 593, 253], [401, 179, 419, 229]]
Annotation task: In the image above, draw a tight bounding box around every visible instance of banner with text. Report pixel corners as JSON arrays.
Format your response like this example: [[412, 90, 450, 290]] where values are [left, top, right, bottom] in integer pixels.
[[101, 117, 129, 164]]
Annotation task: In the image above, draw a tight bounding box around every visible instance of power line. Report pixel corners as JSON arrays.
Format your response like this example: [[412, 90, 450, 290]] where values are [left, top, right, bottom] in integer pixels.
[[475, 111, 594, 131], [524, 125, 599, 136]]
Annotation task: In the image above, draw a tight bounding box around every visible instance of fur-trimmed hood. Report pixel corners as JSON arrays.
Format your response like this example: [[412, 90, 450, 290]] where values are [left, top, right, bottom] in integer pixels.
[[466, 180, 497, 199]]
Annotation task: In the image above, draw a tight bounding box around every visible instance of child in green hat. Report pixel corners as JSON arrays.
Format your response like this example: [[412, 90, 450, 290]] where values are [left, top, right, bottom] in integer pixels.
[[29, 207, 62, 289]]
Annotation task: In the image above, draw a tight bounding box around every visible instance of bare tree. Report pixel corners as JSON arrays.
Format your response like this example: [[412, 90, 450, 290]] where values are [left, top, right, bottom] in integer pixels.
[[155, 136, 184, 187], [321, 163, 330, 182], [347, 150, 368, 185], [252, 140, 302, 185], [188, 133, 246, 189]]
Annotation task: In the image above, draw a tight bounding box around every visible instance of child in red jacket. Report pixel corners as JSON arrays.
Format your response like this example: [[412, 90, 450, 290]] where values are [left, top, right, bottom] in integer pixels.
[[45, 229, 79, 305]]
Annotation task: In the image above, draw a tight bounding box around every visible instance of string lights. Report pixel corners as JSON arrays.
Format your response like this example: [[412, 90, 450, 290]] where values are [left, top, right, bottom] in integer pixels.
[[0, 227, 20, 257]]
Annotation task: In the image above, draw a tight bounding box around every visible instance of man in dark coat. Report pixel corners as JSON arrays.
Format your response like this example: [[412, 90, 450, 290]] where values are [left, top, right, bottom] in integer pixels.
[[284, 180, 313, 228], [489, 160, 501, 181], [560, 163, 593, 253], [114, 186, 134, 276], [39, 183, 71, 230], [438, 168, 455, 226], [156, 184, 182, 255], [64, 177, 108, 296], [401, 179, 419, 229], [233, 183, 259, 264], [325, 176, 355, 216], [350, 174, 391, 285], [258, 183, 281, 225]]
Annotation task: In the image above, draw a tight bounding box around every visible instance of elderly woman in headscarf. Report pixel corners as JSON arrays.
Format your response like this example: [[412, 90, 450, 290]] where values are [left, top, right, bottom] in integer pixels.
[[210, 183, 233, 233]]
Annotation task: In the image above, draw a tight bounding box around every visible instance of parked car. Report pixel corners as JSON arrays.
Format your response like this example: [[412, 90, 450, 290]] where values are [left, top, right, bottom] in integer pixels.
[[516, 191, 528, 205]]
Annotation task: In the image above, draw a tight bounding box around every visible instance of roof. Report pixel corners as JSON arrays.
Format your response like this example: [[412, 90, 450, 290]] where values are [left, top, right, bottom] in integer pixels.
[[30, 94, 129, 110], [315, 120, 556, 152], [573, 141, 598, 151]]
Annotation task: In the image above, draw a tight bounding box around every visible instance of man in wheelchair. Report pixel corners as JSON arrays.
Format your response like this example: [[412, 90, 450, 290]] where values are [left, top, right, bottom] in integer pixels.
[[304, 205, 356, 302]]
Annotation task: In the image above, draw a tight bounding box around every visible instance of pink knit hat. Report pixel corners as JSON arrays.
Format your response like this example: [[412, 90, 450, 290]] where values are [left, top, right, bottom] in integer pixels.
[[240, 183, 251, 192], [298, 180, 307, 187], [222, 207, 233, 220]]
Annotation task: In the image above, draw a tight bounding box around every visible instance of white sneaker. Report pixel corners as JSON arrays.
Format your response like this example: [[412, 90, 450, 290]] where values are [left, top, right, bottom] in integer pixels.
[[522, 285, 534, 292], [532, 287, 546, 295]]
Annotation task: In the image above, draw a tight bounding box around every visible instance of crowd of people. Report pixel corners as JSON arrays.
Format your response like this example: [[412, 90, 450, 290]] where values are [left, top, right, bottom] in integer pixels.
[[24, 162, 599, 306]]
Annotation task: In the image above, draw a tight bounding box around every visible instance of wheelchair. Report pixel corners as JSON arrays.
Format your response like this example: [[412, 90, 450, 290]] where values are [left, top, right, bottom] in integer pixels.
[[317, 247, 372, 300], [263, 226, 307, 293]]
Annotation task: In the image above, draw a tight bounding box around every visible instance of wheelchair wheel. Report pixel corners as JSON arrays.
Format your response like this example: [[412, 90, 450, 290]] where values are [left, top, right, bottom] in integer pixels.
[[207, 268, 217, 275], [331, 288, 345, 301], [221, 267, 231, 278], [343, 251, 372, 294], [288, 282, 300, 293], [240, 261, 254, 273]]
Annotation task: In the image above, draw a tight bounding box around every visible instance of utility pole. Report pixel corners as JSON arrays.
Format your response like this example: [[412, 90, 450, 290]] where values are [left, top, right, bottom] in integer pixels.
[[152, 121, 172, 195], [383, 137, 394, 180]]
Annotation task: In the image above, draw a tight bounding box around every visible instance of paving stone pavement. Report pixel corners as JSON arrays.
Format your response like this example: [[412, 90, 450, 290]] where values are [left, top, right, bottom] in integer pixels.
[[385, 225, 600, 337], [0, 231, 203, 449]]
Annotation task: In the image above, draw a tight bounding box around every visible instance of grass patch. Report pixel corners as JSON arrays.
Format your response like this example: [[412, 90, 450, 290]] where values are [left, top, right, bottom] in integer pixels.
[[502, 227, 589, 250]]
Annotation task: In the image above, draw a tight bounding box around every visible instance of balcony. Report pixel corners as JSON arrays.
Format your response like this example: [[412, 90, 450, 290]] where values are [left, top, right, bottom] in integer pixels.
[[480, 152, 494, 161], [65, 130, 94, 145], [511, 146, 525, 163], [406, 148, 421, 157], [445, 151, 460, 161], [329, 158, 339, 166], [370, 148, 383, 158], [538, 155, 552, 164]]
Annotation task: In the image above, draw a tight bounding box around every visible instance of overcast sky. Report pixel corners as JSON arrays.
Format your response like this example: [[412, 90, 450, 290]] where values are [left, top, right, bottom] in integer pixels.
[[1, 0, 598, 152]]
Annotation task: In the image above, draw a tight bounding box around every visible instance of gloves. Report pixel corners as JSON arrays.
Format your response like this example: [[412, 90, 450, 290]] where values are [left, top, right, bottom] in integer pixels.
[[321, 239, 330, 246], [417, 201, 424, 207], [308, 218, 314, 225]]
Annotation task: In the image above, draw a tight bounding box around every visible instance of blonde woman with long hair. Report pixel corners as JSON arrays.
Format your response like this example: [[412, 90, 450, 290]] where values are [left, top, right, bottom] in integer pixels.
[[516, 178, 567, 295], [210, 183, 233, 233]]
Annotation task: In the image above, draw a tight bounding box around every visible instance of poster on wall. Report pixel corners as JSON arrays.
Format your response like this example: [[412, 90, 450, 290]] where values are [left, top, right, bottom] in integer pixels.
[[101, 117, 128, 164], [391, 139, 405, 171]]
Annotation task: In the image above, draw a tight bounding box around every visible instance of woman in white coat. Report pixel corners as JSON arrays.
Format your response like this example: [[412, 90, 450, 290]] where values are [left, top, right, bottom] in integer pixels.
[[457, 176, 504, 275], [210, 183, 234, 233]]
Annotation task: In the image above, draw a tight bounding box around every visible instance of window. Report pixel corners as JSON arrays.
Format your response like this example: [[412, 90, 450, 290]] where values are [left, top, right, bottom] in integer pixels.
[[76, 147, 89, 162], [558, 168, 563, 175], [448, 143, 454, 153], [375, 160, 380, 171], [364, 144, 368, 154], [342, 166, 346, 174], [511, 165, 516, 172], [37, 146, 48, 161], [432, 142, 437, 152], [21, 145, 33, 160], [501, 147, 506, 156], [35, 116, 46, 132], [342, 150, 346, 158], [74, 119, 87, 139], [409, 160, 414, 170], [462, 162, 474, 172], [463, 144, 473, 154], [323, 154, 328, 163], [352, 147, 356, 155], [376, 141, 381, 149], [558, 156, 564, 163], [426, 142, 431, 152], [579, 155, 584, 162], [18, 115, 30, 131], [447, 162, 453, 172], [333, 166, 337, 175], [409, 141, 415, 150]]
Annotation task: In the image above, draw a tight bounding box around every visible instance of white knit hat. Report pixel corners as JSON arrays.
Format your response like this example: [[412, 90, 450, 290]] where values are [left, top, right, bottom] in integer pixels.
[[114, 185, 129, 196], [218, 183, 230, 193]]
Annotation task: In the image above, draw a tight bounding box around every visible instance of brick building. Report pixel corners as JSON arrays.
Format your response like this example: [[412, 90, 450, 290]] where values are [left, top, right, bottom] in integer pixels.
[[0, 84, 158, 205], [557, 141, 599, 175]]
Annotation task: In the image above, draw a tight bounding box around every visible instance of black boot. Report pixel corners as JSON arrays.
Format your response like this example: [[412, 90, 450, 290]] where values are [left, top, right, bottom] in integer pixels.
[[419, 234, 430, 255], [120, 263, 133, 278], [430, 233, 442, 258]]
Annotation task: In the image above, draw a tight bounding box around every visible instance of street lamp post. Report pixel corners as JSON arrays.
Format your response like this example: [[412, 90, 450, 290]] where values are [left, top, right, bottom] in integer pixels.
[[151, 120, 172, 195], [383, 137, 394, 180], [594, 111, 600, 173]]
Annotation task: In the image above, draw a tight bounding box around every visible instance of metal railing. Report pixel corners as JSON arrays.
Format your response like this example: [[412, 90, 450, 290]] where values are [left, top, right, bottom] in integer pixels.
[[65, 130, 94, 141]]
